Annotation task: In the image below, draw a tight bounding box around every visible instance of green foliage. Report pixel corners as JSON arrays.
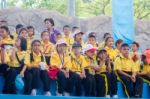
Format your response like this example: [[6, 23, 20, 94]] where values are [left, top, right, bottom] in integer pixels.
[[4, 0, 150, 19]]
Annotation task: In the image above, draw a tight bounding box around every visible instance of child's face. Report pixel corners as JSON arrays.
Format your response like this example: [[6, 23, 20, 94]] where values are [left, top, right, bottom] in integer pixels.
[[45, 21, 53, 29], [15, 38, 21, 48], [20, 30, 28, 39], [28, 28, 34, 37], [88, 37, 96, 45], [98, 51, 107, 61], [75, 33, 82, 42], [131, 44, 138, 52], [121, 46, 129, 58], [63, 27, 71, 36], [57, 44, 67, 53], [106, 38, 114, 47], [0, 28, 8, 38], [32, 42, 41, 53], [86, 50, 95, 58], [72, 47, 81, 55], [117, 42, 123, 49], [55, 34, 62, 42], [42, 32, 49, 41]]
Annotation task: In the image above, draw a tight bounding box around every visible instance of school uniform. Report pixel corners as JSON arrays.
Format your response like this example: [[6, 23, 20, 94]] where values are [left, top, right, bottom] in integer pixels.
[[50, 52, 72, 94], [114, 55, 143, 98], [83, 56, 96, 96], [104, 46, 118, 96], [70, 54, 87, 96], [24, 52, 50, 95], [140, 64, 150, 83], [1, 36, 14, 45], [41, 41, 54, 65]]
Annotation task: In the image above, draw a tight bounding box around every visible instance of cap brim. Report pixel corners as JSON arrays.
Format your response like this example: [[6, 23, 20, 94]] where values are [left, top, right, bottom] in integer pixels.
[[88, 48, 96, 53]]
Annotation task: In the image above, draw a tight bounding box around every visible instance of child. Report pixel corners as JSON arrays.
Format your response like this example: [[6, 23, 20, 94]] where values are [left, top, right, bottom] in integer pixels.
[[87, 32, 99, 48], [41, 31, 54, 65], [55, 33, 62, 44], [19, 28, 31, 52], [27, 26, 35, 40], [130, 41, 141, 70], [83, 44, 97, 96], [115, 43, 143, 98], [115, 39, 123, 55], [12, 24, 23, 40], [138, 49, 150, 82], [73, 30, 85, 48], [24, 40, 51, 96], [63, 25, 74, 52], [99, 32, 111, 49], [70, 43, 87, 96], [44, 18, 59, 44], [50, 39, 72, 96], [2, 37, 28, 94]]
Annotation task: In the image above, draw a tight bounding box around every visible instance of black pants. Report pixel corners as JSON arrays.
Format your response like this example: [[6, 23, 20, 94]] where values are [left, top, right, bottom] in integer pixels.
[[141, 75, 150, 81], [57, 70, 73, 94], [24, 68, 50, 95], [83, 70, 95, 96], [106, 71, 118, 96], [69, 72, 83, 96], [1, 64, 21, 94], [95, 74, 106, 97], [118, 72, 143, 98]]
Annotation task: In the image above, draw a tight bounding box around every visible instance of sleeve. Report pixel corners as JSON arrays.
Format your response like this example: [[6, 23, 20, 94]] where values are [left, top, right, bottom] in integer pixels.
[[81, 57, 88, 68], [114, 57, 121, 71], [64, 56, 72, 69], [50, 53, 59, 68]]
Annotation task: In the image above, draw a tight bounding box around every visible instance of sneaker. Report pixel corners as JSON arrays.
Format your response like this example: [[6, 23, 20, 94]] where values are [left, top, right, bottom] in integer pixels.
[[106, 95, 110, 98], [63, 92, 70, 96], [112, 95, 118, 98], [31, 89, 36, 96], [45, 91, 51, 96], [56, 92, 63, 96]]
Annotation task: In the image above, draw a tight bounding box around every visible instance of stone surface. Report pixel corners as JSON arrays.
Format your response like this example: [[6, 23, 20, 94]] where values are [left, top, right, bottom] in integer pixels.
[[0, 8, 150, 51]]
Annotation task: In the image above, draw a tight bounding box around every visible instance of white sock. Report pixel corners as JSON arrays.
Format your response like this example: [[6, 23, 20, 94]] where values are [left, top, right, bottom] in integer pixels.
[[106, 95, 110, 98], [63, 92, 70, 96], [112, 95, 118, 98], [45, 91, 51, 96], [31, 89, 36, 96]]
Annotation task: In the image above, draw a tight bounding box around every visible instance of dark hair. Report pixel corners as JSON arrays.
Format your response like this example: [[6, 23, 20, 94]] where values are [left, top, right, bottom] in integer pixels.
[[56, 32, 62, 36], [0, 26, 10, 34], [88, 34, 96, 39], [27, 26, 35, 36], [72, 26, 79, 31], [121, 43, 129, 49], [41, 30, 49, 37], [31, 40, 41, 47], [17, 36, 27, 51], [132, 41, 139, 48], [44, 18, 55, 26], [19, 28, 27, 35], [16, 24, 23, 30], [96, 49, 107, 65], [63, 25, 70, 30], [103, 32, 111, 39], [115, 39, 123, 47]]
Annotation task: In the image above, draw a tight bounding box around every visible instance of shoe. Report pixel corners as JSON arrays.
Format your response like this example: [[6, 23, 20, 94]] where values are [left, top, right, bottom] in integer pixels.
[[112, 95, 118, 98], [106, 95, 110, 98], [45, 91, 51, 96], [31, 89, 36, 96], [56, 91, 63, 96], [63, 92, 70, 96]]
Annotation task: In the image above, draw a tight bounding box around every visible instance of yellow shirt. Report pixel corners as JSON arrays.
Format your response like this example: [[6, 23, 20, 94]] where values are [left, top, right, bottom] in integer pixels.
[[41, 41, 54, 56], [0, 49, 10, 64], [142, 64, 150, 74], [114, 55, 137, 73], [27, 52, 46, 68], [99, 41, 105, 49], [105, 46, 118, 61], [96, 62, 107, 74], [1, 36, 14, 45], [26, 37, 32, 52], [7, 51, 29, 67], [12, 33, 18, 40], [50, 52, 72, 69], [129, 52, 141, 72], [84, 56, 97, 75], [63, 35, 74, 47], [70, 54, 87, 72]]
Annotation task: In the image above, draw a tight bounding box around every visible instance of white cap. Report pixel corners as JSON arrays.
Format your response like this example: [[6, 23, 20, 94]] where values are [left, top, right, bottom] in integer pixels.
[[83, 44, 96, 53], [73, 30, 84, 37], [56, 39, 67, 46]]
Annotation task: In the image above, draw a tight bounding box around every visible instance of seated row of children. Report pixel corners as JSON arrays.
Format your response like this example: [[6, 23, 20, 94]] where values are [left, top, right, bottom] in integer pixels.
[[0, 18, 149, 98]]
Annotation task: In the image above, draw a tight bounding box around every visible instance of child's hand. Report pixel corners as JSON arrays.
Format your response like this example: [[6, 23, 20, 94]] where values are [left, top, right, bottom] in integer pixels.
[[130, 75, 136, 82], [20, 71, 24, 78]]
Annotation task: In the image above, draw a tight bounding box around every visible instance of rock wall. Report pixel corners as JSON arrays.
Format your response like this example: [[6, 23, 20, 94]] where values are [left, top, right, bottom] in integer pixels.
[[0, 8, 150, 51]]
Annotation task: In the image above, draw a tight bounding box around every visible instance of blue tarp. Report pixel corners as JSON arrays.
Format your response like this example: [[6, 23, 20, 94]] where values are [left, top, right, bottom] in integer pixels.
[[112, 0, 135, 45]]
